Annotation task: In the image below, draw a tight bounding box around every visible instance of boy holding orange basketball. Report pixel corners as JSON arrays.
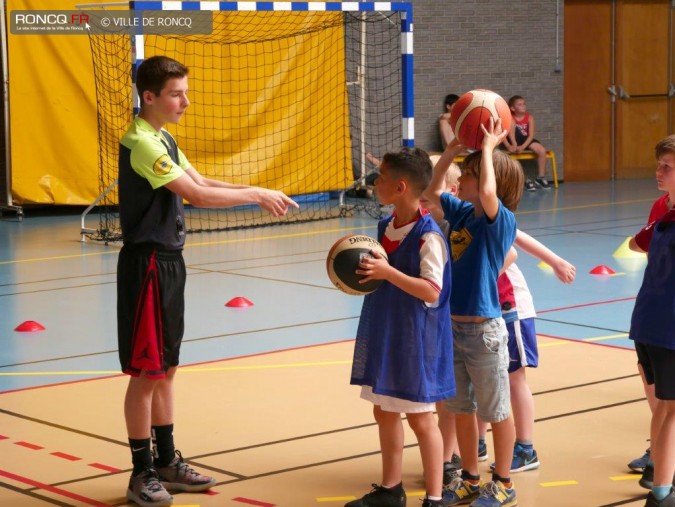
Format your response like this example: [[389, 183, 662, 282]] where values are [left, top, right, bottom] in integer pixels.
[[346, 147, 455, 507], [426, 119, 521, 507], [628, 135, 675, 507]]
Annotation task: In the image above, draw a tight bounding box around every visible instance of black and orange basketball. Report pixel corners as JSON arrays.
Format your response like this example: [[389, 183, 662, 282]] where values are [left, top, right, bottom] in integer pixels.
[[450, 89, 511, 149], [326, 235, 388, 295]]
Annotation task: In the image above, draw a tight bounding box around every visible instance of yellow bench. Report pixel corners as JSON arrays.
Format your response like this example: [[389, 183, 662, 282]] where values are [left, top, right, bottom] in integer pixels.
[[452, 150, 559, 189]]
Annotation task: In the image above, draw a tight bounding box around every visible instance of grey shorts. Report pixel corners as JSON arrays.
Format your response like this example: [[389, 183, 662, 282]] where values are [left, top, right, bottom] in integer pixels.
[[444, 318, 511, 423]]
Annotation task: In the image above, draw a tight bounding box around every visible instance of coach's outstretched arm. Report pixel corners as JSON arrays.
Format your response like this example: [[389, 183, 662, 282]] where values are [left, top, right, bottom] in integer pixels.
[[165, 170, 299, 217]]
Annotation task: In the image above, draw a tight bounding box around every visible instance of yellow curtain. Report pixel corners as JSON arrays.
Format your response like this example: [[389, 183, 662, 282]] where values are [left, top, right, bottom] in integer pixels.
[[9, 5, 352, 204]]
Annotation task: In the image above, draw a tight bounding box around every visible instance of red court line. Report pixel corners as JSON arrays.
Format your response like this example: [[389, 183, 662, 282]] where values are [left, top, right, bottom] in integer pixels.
[[233, 497, 276, 507], [0, 435, 8, 440], [537, 296, 636, 314], [51, 451, 81, 461], [539, 333, 634, 351], [0, 338, 356, 395], [0, 468, 111, 506], [15, 441, 43, 450], [88, 463, 121, 473], [203, 489, 219, 495]]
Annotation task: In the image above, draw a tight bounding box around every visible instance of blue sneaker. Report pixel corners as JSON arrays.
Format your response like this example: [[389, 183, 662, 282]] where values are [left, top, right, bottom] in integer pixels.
[[442, 477, 481, 506], [489, 443, 539, 473], [628, 447, 651, 473], [510, 443, 539, 473], [469, 481, 516, 507], [478, 439, 488, 462]]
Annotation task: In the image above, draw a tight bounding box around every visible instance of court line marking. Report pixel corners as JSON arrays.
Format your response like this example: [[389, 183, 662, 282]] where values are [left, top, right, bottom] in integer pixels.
[[609, 475, 641, 481], [540, 480, 579, 487], [1, 333, 631, 377], [0, 468, 110, 506], [0, 196, 654, 267]]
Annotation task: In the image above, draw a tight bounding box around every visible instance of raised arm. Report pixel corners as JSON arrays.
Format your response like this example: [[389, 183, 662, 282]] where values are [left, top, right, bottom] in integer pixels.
[[514, 229, 576, 283], [427, 138, 464, 211], [479, 118, 508, 221]]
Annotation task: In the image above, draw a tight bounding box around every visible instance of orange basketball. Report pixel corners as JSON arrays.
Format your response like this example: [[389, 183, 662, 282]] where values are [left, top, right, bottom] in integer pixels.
[[449, 89, 511, 150]]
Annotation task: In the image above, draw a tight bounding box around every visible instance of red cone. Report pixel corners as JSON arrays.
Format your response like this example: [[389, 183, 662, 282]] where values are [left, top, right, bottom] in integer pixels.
[[589, 265, 616, 275], [14, 320, 46, 332], [225, 297, 254, 308]]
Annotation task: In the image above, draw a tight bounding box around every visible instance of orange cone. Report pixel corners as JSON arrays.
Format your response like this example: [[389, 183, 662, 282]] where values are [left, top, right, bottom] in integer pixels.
[[225, 297, 254, 308], [14, 320, 46, 332], [589, 265, 616, 275]]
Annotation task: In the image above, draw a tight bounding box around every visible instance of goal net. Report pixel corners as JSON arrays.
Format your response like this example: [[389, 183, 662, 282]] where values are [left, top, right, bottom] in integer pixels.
[[84, 2, 413, 242]]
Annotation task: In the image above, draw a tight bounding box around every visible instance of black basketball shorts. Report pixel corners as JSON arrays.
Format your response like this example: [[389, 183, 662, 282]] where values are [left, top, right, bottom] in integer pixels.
[[117, 244, 186, 378], [636, 342, 675, 400]]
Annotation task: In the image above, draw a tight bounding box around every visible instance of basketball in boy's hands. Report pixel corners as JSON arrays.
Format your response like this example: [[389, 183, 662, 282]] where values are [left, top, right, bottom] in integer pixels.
[[326, 235, 388, 295], [450, 89, 511, 149]]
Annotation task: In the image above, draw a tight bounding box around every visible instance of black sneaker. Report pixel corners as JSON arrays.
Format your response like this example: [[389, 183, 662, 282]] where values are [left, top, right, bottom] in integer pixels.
[[535, 177, 551, 189], [345, 483, 406, 507], [443, 454, 462, 486], [421, 498, 443, 507], [646, 489, 675, 507], [640, 463, 654, 490], [525, 180, 536, 192]]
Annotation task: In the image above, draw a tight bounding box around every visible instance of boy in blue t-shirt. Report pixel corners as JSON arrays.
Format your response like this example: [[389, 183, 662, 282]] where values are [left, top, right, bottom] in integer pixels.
[[427, 119, 522, 507]]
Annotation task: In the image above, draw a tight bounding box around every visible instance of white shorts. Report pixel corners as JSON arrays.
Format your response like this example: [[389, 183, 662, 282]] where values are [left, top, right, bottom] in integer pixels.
[[360, 386, 436, 413]]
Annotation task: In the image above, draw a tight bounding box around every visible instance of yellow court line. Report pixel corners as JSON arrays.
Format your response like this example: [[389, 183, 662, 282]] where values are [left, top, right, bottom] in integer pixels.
[[540, 480, 579, 487], [539, 333, 629, 349], [0, 360, 353, 377], [610, 475, 641, 481], [0, 225, 376, 266], [0, 197, 654, 266], [317, 497, 356, 503]]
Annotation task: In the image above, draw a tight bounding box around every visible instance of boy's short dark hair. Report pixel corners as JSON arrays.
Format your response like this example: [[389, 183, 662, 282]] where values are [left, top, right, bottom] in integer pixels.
[[382, 147, 433, 196], [444, 94, 460, 109], [508, 95, 524, 108], [655, 135, 675, 159], [461, 150, 524, 211], [136, 56, 189, 102]]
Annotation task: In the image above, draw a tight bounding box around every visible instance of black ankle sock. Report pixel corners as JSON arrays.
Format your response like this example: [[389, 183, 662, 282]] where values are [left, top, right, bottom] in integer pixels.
[[151, 424, 175, 467], [129, 438, 153, 474], [461, 470, 481, 482]]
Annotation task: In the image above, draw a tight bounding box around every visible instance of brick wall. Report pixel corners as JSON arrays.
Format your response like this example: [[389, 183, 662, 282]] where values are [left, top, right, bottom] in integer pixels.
[[409, 0, 564, 178]]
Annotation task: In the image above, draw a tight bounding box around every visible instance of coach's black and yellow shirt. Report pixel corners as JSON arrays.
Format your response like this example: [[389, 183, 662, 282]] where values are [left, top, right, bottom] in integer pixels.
[[119, 117, 191, 250]]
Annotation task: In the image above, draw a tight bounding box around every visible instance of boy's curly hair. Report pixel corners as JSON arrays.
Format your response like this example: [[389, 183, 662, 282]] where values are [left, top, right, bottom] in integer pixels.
[[461, 150, 524, 212], [381, 147, 433, 196]]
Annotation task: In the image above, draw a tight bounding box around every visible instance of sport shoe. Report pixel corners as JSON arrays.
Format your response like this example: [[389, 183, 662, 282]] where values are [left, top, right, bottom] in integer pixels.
[[469, 481, 517, 507], [345, 483, 406, 507], [127, 467, 173, 507], [510, 443, 539, 473], [629, 447, 651, 473], [535, 177, 550, 189], [525, 180, 536, 192], [422, 498, 444, 507], [640, 462, 654, 490], [489, 443, 539, 473], [156, 450, 216, 492], [478, 440, 489, 462], [444, 454, 462, 486], [646, 489, 675, 506], [442, 477, 481, 506]]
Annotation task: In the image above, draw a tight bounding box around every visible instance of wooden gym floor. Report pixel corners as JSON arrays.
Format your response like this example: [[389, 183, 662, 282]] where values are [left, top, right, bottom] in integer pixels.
[[0, 178, 663, 506]]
